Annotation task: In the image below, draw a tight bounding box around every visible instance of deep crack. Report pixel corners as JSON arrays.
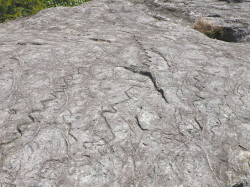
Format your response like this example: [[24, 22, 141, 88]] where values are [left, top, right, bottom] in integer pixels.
[[123, 66, 169, 104], [232, 182, 243, 187], [17, 126, 22, 136]]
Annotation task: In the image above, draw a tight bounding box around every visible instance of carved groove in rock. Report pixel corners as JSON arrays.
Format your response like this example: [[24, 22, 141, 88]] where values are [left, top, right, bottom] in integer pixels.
[[0, 0, 250, 186]]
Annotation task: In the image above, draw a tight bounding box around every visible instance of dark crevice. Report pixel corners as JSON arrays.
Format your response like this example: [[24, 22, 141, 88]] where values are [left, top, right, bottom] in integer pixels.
[[232, 179, 250, 187], [193, 19, 247, 42], [69, 133, 78, 141], [194, 117, 203, 130], [17, 126, 22, 136], [28, 114, 35, 123], [89, 38, 111, 43], [0, 137, 19, 146], [214, 27, 246, 42], [157, 88, 168, 103], [123, 66, 169, 104], [232, 182, 243, 187], [135, 116, 148, 131], [83, 155, 90, 158], [238, 144, 248, 151], [30, 42, 43, 45], [17, 42, 44, 45], [207, 14, 221, 18]]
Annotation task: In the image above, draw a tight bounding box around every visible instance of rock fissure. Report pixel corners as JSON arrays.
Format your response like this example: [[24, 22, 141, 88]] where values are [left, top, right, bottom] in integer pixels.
[[0, 0, 250, 186], [135, 116, 148, 131], [123, 66, 169, 104]]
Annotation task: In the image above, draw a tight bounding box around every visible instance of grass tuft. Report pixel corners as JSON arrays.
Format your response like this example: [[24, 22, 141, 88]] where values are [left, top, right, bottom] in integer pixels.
[[193, 17, 224, 40]]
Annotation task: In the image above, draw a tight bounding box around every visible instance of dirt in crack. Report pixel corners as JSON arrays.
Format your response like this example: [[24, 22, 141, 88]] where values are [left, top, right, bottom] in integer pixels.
[[123, 66, 169, 104]]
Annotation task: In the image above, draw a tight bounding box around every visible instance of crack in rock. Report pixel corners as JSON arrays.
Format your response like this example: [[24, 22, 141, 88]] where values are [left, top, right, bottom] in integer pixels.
[[135, 116, 148, 131], [89, 38, 111, 43], [123, 65, 169, 104]]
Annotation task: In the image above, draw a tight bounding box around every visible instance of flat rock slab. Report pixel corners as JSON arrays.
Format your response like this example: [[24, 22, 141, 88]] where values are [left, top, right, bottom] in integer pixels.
[[0, 0, 250, 186], [145, 0, 250, 42]]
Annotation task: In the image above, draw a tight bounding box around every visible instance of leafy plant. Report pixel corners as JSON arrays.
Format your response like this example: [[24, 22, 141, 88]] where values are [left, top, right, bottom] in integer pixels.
[[0, 0, 89, 23], [42, 0, 90, 7]]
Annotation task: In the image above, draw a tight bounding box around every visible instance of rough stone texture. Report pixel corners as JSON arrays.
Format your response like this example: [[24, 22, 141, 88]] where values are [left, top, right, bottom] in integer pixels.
[[144, 0, 250, 42], [0, 0, 250, 186]]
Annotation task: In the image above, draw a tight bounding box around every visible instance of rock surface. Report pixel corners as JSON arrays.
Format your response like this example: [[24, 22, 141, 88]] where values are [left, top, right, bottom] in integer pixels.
[[0, 0, 250, 186], [144, 0, 250, 42]]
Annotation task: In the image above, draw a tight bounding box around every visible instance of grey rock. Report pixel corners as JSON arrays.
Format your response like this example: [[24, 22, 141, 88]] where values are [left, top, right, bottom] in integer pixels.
[[0, 0, 250, 186], [143, 0, 250, 42]]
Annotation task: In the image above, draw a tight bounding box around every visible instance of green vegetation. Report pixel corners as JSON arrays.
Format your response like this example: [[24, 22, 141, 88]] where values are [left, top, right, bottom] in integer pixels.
[[42, 0, 89, 7], [0, 0, 89, 23]]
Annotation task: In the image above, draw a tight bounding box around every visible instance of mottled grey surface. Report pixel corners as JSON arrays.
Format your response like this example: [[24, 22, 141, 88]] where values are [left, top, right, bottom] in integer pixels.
[[0, 0, 250, 186], [144, 0, 250, 42]]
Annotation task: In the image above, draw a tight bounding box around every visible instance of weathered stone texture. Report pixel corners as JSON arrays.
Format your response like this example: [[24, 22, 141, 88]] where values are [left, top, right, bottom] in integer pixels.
[[145, 0, 250, 42], [0, 0, 250, 186]]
